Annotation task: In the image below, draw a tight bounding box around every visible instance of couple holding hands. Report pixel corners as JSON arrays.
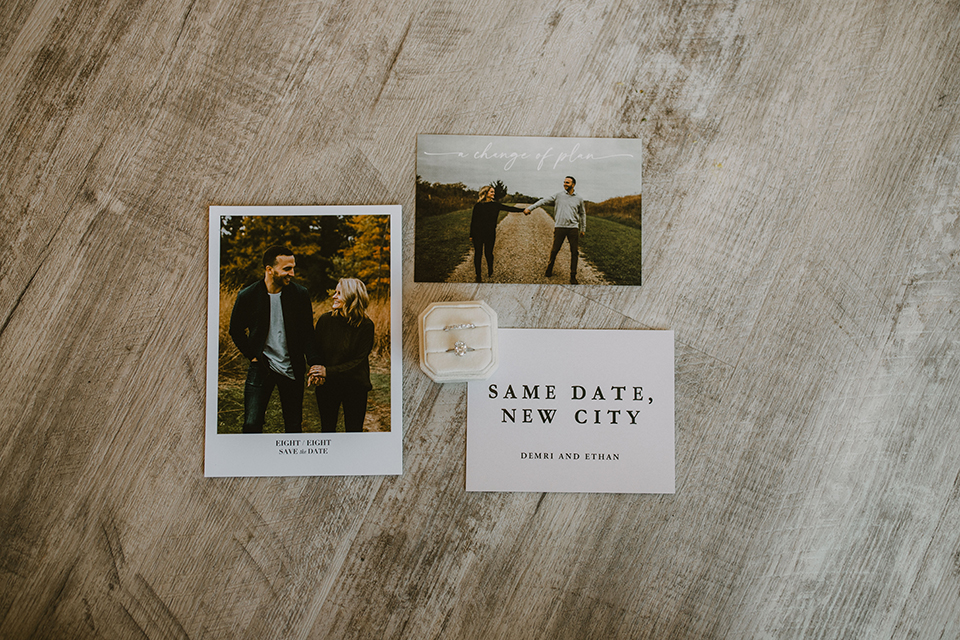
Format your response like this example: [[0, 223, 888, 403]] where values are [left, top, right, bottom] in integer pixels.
[[469, 175, 586, 284], [229, 245, 375, 434]]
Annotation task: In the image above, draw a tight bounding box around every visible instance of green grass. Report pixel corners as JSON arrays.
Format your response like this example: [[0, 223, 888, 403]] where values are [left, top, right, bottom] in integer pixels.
[[414, 207, 509, 282], [415, 207, 473, 282], [217, 369, 391, 433], [368, 370, 391, 424], [579, 216, 642, 285]]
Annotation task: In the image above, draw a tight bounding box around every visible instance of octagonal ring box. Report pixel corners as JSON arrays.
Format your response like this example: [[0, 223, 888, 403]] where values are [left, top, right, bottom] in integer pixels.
[[419, 301, 498, 382]]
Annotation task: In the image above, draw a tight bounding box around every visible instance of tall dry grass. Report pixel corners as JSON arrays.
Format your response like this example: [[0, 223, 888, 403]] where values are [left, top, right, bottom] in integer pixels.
[[218, 286, 391, 379], [219, 288, 245, 378], [363, 295, 392, 364], [587, 193, 642, 228]]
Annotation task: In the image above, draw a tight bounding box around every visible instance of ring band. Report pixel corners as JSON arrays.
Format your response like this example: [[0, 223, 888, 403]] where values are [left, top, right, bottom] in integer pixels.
[[447, 340, 475, 356], [443, 323, 476, 331]]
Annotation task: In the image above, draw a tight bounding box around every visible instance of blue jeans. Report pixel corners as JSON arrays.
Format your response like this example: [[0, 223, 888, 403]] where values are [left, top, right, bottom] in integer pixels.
[[242, 361, 304, 433]]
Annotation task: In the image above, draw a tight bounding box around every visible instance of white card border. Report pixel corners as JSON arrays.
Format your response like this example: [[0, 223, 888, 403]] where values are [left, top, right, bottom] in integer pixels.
[[205, 205, 402, 477]]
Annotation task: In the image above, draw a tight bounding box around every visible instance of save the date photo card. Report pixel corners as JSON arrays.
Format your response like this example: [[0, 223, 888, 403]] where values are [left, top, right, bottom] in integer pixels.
[[466, 329, 674, 493], [205, 205, 402, 477], [416, 134, 642, 286]]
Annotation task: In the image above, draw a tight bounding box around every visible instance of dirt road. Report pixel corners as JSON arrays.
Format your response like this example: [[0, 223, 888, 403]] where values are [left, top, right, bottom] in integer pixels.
[[447, 207, 608, 284]]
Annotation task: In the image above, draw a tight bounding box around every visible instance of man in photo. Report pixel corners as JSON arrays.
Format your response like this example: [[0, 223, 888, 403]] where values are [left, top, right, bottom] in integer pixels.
[[524, 176, 586, 284], [229, 245, 323, 433]]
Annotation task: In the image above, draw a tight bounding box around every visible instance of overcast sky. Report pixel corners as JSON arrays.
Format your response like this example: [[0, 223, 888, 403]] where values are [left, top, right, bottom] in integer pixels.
[[417, 135, 642, 202]]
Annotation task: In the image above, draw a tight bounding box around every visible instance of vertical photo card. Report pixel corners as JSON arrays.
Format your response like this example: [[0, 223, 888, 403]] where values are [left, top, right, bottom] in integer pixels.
[[205, 205, 402, 477]]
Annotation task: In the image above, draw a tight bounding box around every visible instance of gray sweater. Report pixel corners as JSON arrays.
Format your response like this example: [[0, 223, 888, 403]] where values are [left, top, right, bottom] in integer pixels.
[[530, 191, 586, 232]]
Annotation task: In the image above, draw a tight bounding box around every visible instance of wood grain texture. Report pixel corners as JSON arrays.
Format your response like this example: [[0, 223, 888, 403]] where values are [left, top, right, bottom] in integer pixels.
[[1, 0, 958, 637]]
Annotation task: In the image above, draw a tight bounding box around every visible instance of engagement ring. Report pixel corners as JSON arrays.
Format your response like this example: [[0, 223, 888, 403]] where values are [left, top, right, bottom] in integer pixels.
[[443, 323, 476, 331], [447, 341, 475, 356]]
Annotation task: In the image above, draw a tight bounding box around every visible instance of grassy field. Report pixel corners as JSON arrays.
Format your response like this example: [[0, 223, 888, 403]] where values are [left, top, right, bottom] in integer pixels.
[[587, 194, 642, 229], [579, 216, 642, 285], [414, 207, 509, 282], [217, 365, 391, 433], [541, 205, 642, 285]]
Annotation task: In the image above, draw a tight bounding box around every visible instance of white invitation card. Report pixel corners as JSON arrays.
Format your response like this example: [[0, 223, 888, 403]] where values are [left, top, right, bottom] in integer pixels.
[[466, 328, 674, 493]]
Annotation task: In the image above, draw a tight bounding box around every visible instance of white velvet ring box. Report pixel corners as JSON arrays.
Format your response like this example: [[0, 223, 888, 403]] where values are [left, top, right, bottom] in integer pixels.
[[419, 301, 498, 382]]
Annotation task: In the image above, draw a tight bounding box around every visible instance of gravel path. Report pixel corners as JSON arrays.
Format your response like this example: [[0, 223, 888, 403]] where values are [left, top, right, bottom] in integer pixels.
[[447, 207, 609, 285]]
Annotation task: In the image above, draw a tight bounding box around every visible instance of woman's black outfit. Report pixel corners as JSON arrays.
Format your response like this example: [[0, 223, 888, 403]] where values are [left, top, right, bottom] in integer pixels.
[[469, 201, 525, 281], [314, 311, 375, 432]]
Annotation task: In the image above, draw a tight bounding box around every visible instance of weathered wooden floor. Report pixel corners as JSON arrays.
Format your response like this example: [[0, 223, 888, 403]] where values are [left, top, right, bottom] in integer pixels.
[[1, 0, 958, 637]]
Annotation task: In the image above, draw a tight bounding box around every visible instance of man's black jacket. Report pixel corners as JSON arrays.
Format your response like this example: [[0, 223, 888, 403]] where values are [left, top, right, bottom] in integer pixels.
[[229, 279, 318, 378]]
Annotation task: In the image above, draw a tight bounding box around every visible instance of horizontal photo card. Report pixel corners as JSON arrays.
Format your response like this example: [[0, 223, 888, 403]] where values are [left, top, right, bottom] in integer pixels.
[[416, 134, 642, 286], [466, 329, 674, 493], [205, 205, 402, 477]]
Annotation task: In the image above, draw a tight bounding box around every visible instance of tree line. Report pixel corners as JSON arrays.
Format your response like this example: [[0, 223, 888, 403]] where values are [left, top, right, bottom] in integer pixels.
[[416, 177, 641, 227], [416, 176, 537, 218], [219, 215, 390, 297]]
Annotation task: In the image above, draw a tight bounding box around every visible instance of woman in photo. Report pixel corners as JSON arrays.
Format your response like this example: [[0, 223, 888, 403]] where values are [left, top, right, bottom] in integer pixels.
[[311, 278, 375, 432], [469, 185, 525, 282]]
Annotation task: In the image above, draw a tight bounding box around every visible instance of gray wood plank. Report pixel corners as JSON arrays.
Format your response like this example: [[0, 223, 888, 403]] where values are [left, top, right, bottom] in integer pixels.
[[1, 0, 958, 637]]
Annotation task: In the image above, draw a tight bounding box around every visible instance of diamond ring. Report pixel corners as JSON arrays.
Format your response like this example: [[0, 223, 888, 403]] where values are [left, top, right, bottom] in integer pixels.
[[443, 323, 476, 331], [447, 341, 475, 356]]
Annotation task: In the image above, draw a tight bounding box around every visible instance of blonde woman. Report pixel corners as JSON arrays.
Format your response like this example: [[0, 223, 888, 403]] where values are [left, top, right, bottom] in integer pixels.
[[311, 278, 375, 432], [469, 185, 525, 282]]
